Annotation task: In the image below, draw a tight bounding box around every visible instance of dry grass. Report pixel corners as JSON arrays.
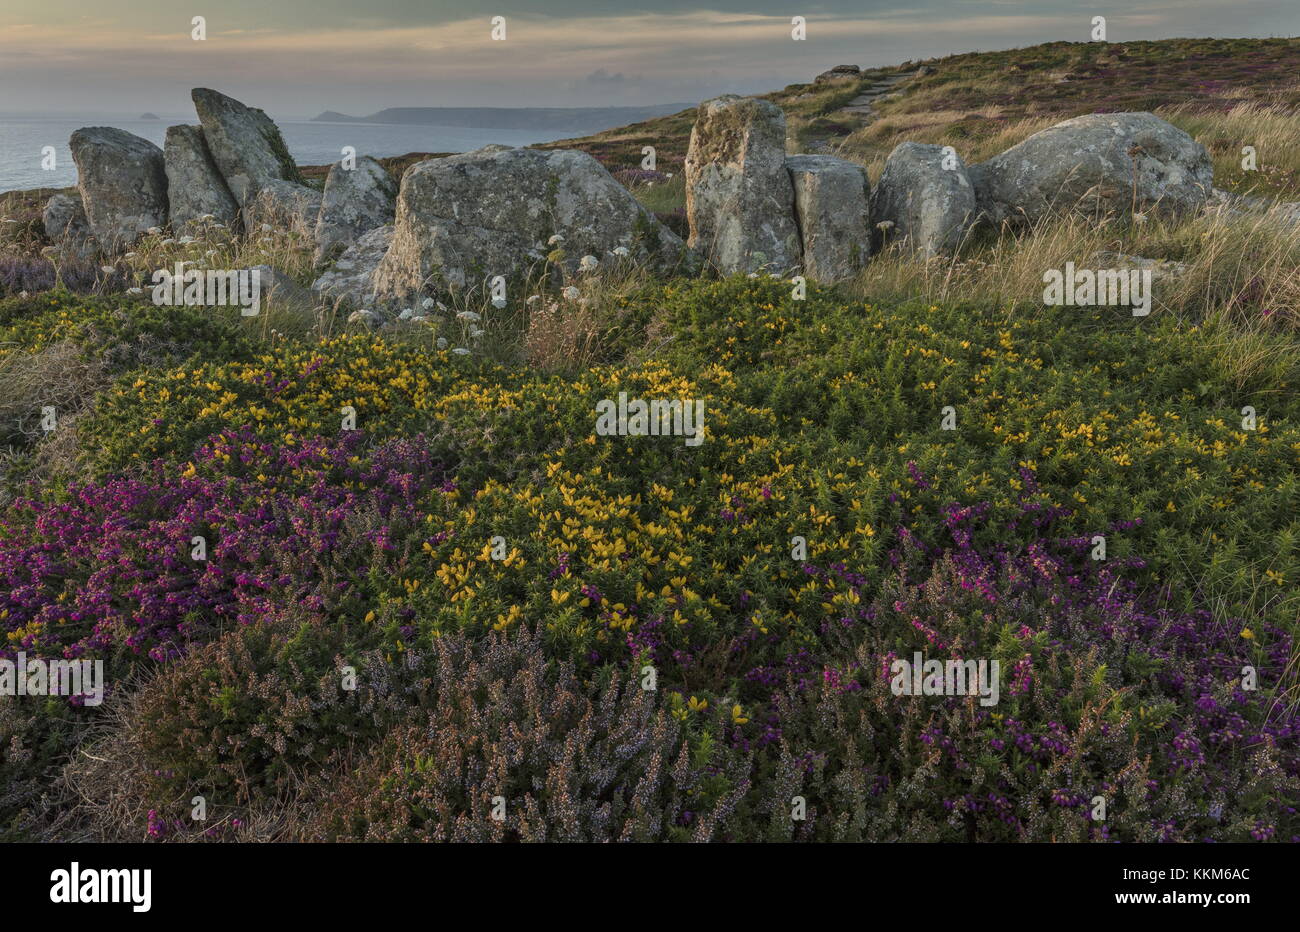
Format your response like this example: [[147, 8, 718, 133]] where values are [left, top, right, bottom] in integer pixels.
[[47, 674, 307, 842], [849, 200, 1299, 329], [0, 339, 104, 446], [1164, 99, 1300, 200], [522, 252, 657, 375]]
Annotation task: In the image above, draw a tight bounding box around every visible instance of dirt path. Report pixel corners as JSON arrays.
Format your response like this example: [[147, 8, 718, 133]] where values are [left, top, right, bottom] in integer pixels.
[[839, 71, 915, 123], [801, 69, 918, 153]]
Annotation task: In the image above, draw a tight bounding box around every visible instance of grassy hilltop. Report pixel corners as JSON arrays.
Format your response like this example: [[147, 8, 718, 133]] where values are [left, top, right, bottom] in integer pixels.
[[0, 38, 1298, 842]]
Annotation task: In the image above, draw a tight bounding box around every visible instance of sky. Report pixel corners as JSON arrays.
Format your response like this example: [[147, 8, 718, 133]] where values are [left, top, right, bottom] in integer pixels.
[[1, 0, 1297, 117]]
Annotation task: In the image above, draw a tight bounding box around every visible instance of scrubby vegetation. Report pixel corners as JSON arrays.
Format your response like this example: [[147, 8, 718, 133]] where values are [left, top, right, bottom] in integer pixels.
[[1, 265, 1296, 841]]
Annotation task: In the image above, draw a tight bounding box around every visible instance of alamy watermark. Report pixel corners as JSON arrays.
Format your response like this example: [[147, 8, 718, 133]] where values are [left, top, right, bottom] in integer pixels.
[[1, 652, 104, 706], [595, 392, 704, 446], [50, 862, 150, 912], [890, 652, 1000, 707], [151, 263, 261, 316], [1043, 262, 1152, 316]]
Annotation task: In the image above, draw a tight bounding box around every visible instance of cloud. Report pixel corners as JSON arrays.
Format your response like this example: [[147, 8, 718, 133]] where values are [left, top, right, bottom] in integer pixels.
[[0, 2, 1296, 112]]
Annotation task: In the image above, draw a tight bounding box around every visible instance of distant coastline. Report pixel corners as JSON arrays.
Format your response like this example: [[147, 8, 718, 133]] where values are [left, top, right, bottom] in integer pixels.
[[311, 104, 691, 131]]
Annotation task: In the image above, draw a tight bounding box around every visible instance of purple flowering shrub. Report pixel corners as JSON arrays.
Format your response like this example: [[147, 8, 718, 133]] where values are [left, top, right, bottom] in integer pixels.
[[0, 256, 133, 297], [0, 428, 449, 663], [733, 482, 1298, 842]]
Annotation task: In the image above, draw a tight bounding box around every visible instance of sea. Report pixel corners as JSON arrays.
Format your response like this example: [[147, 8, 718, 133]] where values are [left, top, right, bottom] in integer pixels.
[[0, 113, 590, 193]]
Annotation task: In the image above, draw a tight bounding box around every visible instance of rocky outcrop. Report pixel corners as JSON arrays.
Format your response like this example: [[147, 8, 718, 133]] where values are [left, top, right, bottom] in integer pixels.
[[42, 192, 97, 257], [871, 142, 975, 256], [1205, 188, 1300, 230], [373, 145, 688, 302], [69, 127, 168, 252], [970, 112, 1213, 225], [312, 224, 393, 307], [164, 125, 239, 233], [814, 65, 861, 84], [684, 95, 801, 274], [1089, 250, 1190, 286], [245, 180, 323, 235], [248, 264, 321, 320], [313, 156, 397, 265], [191, 88, 303, 207], [786, 155, 871, 282]]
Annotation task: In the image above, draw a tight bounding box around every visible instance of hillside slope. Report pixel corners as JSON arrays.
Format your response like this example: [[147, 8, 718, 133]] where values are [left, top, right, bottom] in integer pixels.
[[541, 37, 1300, 206]]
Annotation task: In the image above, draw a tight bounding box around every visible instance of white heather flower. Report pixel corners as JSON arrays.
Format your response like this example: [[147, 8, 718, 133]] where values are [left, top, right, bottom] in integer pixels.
[[563, 285, 580, 301], [456, 310, 481, 322], [470, 327, 485, 338], [612, 246, 630, 258], [452, 347, 471, 355], [547, 234, 564, 246], [421, 297, 435, 309], [579, 254, 599, 272], [436, 336, 448, 350]]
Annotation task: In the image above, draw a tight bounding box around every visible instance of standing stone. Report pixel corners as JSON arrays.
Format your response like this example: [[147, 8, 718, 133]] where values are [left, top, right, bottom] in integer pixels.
[[373, 146, 688, 302], [246, 264, 320, 320], [245, 180, 323, 236], [969, 112, 1213, 226], [164, 125, 239, 233], [191, 88, 303, 207], [69, 127, 168, 252], [870, 142, 975, 257], [42, 192, 97, 257], [684, 95, 800, 274], [312, 224, 394, 307], [314, 156, 398, 265], [786, 155, 871, 282]]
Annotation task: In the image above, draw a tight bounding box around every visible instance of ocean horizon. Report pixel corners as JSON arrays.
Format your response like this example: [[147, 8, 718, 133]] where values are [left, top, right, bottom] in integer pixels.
[[0, 113, 601, 193]]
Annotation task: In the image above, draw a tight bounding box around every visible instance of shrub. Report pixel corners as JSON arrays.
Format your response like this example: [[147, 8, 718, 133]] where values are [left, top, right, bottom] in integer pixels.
[[305, 626, 750, 842]]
